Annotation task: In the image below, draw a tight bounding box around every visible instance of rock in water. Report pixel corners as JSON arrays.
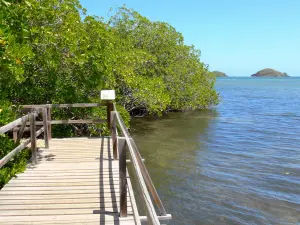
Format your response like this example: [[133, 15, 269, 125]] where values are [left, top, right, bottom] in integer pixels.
[[251, 68, 288, 77], [212, 71, 228, 77]]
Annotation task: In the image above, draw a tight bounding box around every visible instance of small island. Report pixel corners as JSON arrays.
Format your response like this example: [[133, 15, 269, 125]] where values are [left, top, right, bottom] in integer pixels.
[[212, 71, 228, 77], [251, 68, 289, 77]]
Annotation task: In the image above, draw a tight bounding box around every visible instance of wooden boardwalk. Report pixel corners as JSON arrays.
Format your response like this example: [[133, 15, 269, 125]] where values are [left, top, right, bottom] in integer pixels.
[[0, 103, 171, 225], [0, 138, 137, 225]]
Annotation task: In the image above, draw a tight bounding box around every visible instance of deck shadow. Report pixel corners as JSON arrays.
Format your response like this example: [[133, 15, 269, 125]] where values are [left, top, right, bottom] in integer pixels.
[[97, 137, 120, 225]]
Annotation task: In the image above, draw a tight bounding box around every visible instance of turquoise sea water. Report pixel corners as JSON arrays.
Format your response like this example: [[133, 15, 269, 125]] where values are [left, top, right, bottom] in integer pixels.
[[131, 77, 300, 225]]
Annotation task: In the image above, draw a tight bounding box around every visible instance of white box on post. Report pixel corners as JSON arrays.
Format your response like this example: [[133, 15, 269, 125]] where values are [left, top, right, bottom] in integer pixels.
[[100, 90, 115, 100]]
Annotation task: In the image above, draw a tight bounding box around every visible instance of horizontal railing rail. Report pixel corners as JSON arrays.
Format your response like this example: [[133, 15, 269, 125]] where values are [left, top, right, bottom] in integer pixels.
[[0, 113, 31, 134], [0, 109, 47, 168], [20, 102, 113, 140], [25, 119, 106, 125], [0, 102, 112, 168], [110, 105, 172, 224], [21, 103, 106, 108]]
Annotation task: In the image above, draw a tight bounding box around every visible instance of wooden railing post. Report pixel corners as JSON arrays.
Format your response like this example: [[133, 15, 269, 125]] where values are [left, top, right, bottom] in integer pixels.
[[16, 116, 27, 144], [30, 112, 37, 164], [111, 111, 118, 160], [119, 137, 127, 217], [42, 108, 49, 148], [46, 104, 52, 140], [106, 101, 113, 129], [13, 128, 18, 143]]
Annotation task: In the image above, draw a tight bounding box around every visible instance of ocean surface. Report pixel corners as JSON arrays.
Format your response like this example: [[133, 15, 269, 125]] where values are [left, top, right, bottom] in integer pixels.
[[131, 77, 300, 225]]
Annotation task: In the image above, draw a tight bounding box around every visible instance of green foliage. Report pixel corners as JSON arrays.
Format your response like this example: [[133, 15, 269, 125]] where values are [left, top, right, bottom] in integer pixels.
[[109, 7, 219, 113], [0, 100, 15, 125], [0, 135, 31, 188], [1, 1, 218, 115], [0, 1, 219, 185]]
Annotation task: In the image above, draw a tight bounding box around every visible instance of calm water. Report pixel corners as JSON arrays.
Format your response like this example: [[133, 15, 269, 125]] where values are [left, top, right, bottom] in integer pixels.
[[131, 77, 300, 225]]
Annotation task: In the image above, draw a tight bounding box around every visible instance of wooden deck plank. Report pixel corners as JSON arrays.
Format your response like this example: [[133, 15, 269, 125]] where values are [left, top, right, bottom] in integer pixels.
[[0, 209, 133, 216], [0, 138, 137, 225], [0, 190, 121, 195], [7, 180, 119, 186], [0, 197, 131, 204], [0, 193, 125, 200], [3, 221, 136, 225], [0, 202, 132, 210], [0, 214, 135, 222]]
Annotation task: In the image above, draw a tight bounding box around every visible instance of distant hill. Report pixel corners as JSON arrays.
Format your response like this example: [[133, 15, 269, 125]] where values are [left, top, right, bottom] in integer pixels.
[[212, 71, 228, 77], [251, 68, 289, 77]]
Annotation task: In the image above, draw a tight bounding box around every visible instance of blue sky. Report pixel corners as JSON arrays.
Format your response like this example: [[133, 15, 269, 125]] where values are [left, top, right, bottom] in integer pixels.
[[80, 0, 300, 76]]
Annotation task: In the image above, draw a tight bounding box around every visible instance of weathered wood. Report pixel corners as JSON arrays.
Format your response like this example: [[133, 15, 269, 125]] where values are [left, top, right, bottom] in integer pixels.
[[0, 138, 140, 225], [115, 112, 160, 225], [30, 112, 37, 164], [16, 117, 27, 144], [35, 127, 44, 138], [0, 103, 171, 224], [111, 111, 118, 159], [0, 202, 131, 210], [27, 119, 106, 125], [47, 106, 52, 140], [139, 214, 172, 222], [0, 208, 134, 216], [126, 159, 145, 163], [1, 220, 135, 225], [0, 214, 135, 223], [0, 216, 135, 223], [0, 196, 131, 203], [107, 101, 113, 129], [22, 103, 106, 108], [0, 114, 30, 134], [13, 128, 18, 142], [13, 127, 30, 132], [119, 141, 128, 217], [42, 108, 49, 148], [7, 180, 120, 187]]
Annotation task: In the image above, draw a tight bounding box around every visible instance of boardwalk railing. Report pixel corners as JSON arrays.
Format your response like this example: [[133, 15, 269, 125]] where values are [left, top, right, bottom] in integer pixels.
[[0, 102, 171, 224], [111, 105, 172, 224], [0, 109, 47, 168], [0, 102, 112, 168]]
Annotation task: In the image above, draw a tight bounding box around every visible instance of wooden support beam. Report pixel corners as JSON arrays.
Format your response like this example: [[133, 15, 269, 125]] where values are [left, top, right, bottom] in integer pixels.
[[0, 114, 30, 134], [119, 141, 128, 217], [16, 117, 27, 144], [30, 113, 37, 165], [111, 111, 118, 160], [13, 129, 17, 143], [35, 127, 44, 138], [47, 106, 52, 140], [106, 101, 113, 129], [42, 108, 49, 148]]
